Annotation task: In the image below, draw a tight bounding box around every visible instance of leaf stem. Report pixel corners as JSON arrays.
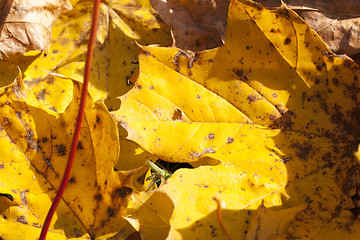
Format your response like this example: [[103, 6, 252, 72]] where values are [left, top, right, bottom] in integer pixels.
[[213, 197, 233, 240], [39, 0, 101, 239]]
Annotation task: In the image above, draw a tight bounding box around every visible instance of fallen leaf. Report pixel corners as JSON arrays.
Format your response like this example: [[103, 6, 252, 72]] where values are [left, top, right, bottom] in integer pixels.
[[255, 0, 360, 56], [0, 0, 72, 59], [22, 0, 172, 111], [0, 72, 133, 239], [112, 0, 360, 239], [150, 0, 229, 51]]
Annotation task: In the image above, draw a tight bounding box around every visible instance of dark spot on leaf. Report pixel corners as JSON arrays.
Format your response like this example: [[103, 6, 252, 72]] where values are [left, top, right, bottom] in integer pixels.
[[270, 110, 294, 130], [315, 78, 320, 84], [208, 133, 215, 139], [332, 78, 339, 86], [272, 93, 277, 97], [112, 186, 133, 199], [246, 46, 250, 50], [17, 215, 28, 224], [15, 111, 21, 119], [52, 49, 59, 54], [281, 157, 292, 164], [172, 109, 182, 121], [284, 37, 291, 45], [316, 63, 325, 71], [77, 141, 83, 149], [209, 59, 213, 63], [68, 177, 76, 183], [149, 86, 154, 90], [107, 207, 115, 217], [209, 224, 217, 237], [292, 142, 313, 160], [56, 144, 66, 156], [247, 94, 257, 102], [0, 164, 3, 169], [233, 69, 244, 78], [137, 85, 142, 89], [32, 222, 41, 228], [3, 117, 10, 126], [227, 137, 234, 144], [37, 89, 46, 100], [94, 194, 102, 201], [143, 51, 150, 55], [96, 115, 101, 123], [51, 135, 56, 139], [42, 137, 48, 143]]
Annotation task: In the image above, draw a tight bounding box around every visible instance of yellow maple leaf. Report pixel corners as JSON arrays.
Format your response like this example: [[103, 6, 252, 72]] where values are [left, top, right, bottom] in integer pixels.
[[23, 0, 171, 111], [112, 0, 360, 239], [0, 72, 133, 239]]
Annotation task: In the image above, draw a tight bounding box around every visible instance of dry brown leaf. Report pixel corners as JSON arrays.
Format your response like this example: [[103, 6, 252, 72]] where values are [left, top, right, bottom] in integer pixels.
[[0, 0, 72, 59], [150, 0, 229, 51]]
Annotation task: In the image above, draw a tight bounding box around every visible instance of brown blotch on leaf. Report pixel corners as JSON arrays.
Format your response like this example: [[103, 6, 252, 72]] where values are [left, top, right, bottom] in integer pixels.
[[107, 207, 116, 218], [292, 142, 313, 161], [227, 137, 234, 144], [94, 194, 102, 201], [172, 108, 183, 121], [37, 89, 46, 100], [17, 215, 28, 224], [3, 117, 10, 126], [284, 37, 291, 45], [270, 110, 295, 130], [137, 85, 142, 89], [247, 94, 257, 102], [77, 141, 83, 150], [68, 177, 76, 183], [56, 144, 66, 156], [96, 115, 101, 123], [332, 78, 339, 86], [112, 186, 133, 199]]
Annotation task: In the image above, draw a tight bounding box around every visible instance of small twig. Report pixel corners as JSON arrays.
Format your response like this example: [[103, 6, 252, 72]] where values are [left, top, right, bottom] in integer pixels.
[[39, 0, 101, 239], [213, 197, 233, 240]]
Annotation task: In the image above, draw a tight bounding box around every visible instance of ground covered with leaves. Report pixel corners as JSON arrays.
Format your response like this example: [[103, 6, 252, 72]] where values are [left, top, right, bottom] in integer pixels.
[[1, 0, 360, 239]]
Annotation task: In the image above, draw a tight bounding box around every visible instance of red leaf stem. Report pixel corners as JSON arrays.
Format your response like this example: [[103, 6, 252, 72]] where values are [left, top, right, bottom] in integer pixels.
[[39, 0, 101, 239]]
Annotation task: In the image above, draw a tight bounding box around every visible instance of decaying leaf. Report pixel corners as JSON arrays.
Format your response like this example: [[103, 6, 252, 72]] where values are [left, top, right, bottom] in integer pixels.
[[0, 0, 72, 59], [0, 72, 133, 239], [112, 0, 360, 239], [23, 0, 172, 111], [150, 0, 229, 51]]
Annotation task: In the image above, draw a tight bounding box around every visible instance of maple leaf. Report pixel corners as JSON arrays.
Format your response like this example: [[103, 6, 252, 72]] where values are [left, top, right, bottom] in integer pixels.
[[0, 0, 72, 59], [0, 72, 133, 239], [112, 0, 360, 239], [22, 0, 171, 111]]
